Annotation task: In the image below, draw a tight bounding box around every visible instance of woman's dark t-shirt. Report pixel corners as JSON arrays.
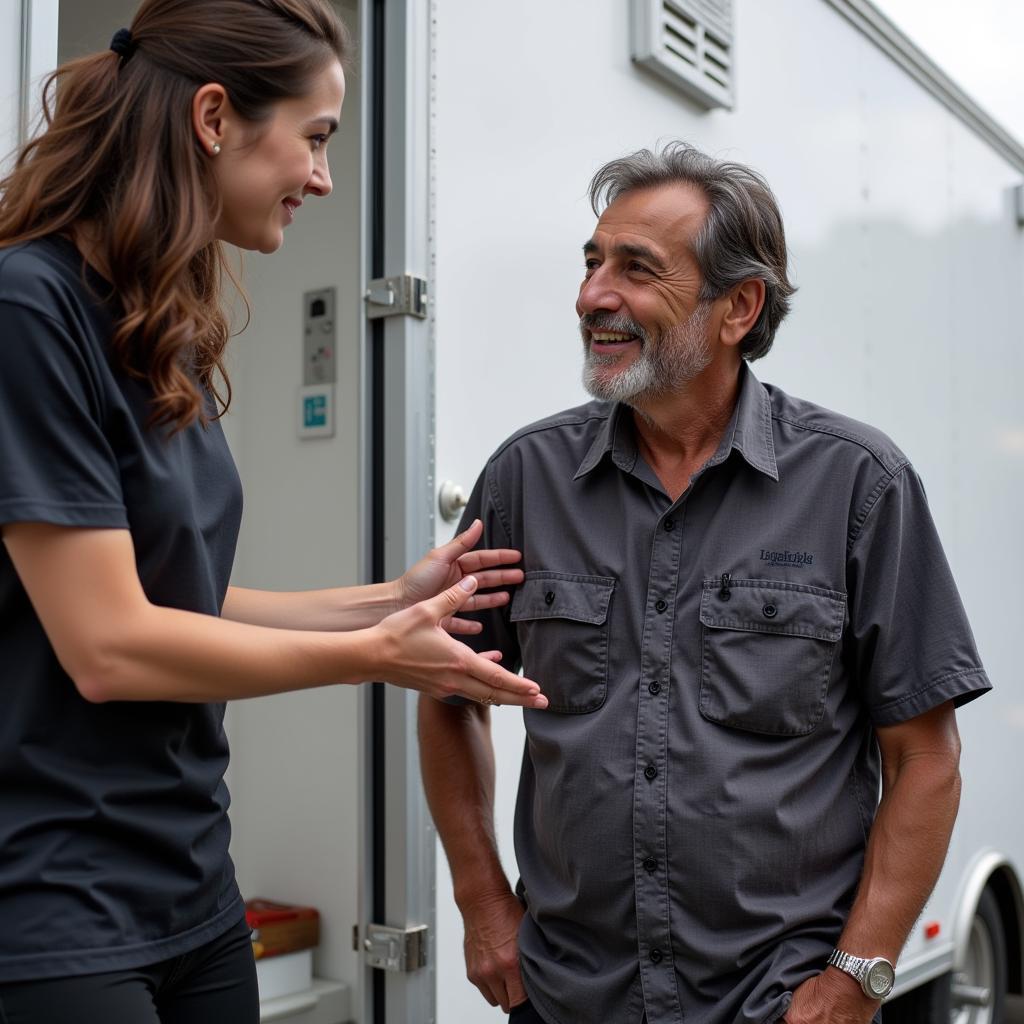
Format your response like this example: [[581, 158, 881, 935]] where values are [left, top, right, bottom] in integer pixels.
[[0, 236, 245, 980]]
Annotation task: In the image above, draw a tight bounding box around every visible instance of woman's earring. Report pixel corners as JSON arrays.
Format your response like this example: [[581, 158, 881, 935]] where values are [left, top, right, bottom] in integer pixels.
[[211, 143, 221, 156]]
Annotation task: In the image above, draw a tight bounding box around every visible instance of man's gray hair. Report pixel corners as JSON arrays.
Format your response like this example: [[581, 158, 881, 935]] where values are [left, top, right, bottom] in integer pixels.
[[588, 141, 795, 361]]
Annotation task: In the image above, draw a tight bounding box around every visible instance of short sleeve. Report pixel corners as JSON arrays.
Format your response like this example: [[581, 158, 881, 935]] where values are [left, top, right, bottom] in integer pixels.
[[846, 464, 990, 725], [443, 464, 522, 704], [0, 300, 127, 528]]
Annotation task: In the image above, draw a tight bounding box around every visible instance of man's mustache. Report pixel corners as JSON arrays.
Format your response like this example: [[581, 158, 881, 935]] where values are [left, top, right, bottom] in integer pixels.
[[578, 313, 647, 340]]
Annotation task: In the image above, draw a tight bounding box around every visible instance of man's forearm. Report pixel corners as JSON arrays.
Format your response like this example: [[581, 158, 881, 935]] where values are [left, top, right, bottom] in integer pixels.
[[786, 705, 962, 1023], [836, 705, 962, 963], [417, 696, 512, 907]]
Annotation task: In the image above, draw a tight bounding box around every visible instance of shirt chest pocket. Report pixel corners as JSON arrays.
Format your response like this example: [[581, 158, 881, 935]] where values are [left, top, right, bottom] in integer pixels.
[[510, 572, 615, 713], [699, 579, 846, 736]]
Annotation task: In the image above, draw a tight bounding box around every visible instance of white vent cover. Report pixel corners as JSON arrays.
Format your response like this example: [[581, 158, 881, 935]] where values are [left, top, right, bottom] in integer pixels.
[[631, 0, 734, 110]]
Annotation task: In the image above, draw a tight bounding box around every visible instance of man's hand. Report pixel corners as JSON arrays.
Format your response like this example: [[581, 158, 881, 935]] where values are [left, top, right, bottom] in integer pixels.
[[461, 888, 527, 1013], [785, 969, 879, 1024]]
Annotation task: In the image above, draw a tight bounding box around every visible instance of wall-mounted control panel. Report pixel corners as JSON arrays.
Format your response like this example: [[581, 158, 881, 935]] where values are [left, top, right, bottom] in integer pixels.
[[303, 287, 337, 386]]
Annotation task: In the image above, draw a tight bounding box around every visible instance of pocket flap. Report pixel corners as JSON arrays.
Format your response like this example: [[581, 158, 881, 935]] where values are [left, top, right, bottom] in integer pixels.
[[511, 573, 615, 626], [700, 579, 845, 642]]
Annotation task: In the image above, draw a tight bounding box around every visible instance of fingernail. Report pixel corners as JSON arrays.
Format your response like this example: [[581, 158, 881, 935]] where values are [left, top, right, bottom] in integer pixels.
[[532, 696, 548, 709], [459, 575, 477, 591]]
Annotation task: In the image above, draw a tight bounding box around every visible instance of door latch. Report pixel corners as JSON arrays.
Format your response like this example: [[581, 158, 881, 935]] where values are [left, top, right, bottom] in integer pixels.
[[363, 923, 428, 972], [364, 275, 428, 319]]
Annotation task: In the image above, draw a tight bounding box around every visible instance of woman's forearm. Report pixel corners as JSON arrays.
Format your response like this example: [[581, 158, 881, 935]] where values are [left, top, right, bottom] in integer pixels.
[[77, 601, 382, 702], [222, 582, 402, 631]]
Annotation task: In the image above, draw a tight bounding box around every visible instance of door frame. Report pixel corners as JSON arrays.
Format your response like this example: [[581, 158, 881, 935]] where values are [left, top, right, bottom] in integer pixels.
[[360, 0, 438, 1022]]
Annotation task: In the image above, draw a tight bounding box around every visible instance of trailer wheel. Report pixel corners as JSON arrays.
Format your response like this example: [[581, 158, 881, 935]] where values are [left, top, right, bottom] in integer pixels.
[[882, 972, 951, 1023], [950, 887, 1007, 1024]]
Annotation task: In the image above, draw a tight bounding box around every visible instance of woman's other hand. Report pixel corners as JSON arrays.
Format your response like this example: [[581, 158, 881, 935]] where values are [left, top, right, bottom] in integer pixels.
[[374, 575, 545, 708], [397, 520, 523, 636]]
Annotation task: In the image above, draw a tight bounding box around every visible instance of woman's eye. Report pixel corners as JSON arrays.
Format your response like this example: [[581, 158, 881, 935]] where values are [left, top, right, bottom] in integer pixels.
[[311, 134, 329, 150]]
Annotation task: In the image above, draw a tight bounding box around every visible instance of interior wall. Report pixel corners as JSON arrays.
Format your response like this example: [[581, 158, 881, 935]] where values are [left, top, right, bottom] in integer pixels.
[[57, 0, 365, 994], [224, 0, 362, 984]]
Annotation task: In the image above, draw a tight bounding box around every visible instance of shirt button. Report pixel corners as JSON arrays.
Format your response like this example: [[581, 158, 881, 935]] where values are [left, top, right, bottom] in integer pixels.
[[763, 603, 778, 618], [644, 764, 658, 780], [544, 591, 555, 605], [648, 681, 661, 695], [649, 949, 664, 964], [663, 518, 676, 532], [654, 599, 667, 613], [643, 857, 658, 872]]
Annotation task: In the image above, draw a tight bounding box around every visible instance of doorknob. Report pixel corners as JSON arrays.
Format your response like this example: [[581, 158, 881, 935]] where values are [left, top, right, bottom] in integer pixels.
[[438, 480, 468, 523]]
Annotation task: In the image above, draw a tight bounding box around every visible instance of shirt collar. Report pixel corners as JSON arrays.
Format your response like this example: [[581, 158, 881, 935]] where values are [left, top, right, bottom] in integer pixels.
[[573, 363, 779, 482], [574, 403, 636, 480], [721, 363, 779, 480]]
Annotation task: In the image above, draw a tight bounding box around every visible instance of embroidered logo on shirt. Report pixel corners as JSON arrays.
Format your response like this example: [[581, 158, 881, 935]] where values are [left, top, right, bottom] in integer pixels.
[[760, 548, 815, 568]]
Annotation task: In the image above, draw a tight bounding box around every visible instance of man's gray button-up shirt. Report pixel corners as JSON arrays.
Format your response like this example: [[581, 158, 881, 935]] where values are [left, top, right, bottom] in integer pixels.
[[458, 367, 990, 1024]]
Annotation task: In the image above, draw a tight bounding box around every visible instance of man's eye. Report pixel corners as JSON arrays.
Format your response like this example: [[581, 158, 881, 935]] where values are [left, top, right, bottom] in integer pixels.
[[584, 259, 600, 272], [629, 261, 650, 274]]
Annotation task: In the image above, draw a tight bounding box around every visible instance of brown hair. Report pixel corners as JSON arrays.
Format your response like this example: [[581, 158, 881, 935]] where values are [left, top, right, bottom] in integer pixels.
[[0, 0, 350, 430]]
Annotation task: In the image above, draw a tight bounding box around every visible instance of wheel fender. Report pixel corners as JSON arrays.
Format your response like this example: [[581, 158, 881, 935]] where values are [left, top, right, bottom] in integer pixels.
[[951, 848, 1023, 973]]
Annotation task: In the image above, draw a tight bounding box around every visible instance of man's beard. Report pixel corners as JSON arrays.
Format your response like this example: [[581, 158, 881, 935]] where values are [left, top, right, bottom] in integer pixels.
[[580, 302, 713, 405]]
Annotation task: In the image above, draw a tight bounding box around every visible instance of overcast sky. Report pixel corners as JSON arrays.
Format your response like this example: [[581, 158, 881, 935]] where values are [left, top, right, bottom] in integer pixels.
[[873, 0, 1024, 142]]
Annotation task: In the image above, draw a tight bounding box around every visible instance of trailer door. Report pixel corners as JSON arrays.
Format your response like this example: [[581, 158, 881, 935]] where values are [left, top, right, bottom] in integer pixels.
[[1, 0, 58, 172], [362, 0, 438, 1022]]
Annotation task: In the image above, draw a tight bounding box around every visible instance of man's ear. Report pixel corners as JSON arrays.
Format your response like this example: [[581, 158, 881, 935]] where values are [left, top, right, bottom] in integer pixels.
[[192, 83, 230, 157], [718, 278, 766, 349]]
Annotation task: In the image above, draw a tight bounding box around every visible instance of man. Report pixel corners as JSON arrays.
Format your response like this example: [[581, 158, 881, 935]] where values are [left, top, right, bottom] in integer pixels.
[[419, 142, 990, 1024]]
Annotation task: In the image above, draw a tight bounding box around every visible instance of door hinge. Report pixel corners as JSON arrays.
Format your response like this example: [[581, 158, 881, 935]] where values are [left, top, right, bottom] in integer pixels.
[[364, 275, 428, 319], [363, 923, 428, 972]]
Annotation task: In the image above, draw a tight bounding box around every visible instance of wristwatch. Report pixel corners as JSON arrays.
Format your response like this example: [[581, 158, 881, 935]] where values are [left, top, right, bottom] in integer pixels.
[[826, 948, 896, 1000]]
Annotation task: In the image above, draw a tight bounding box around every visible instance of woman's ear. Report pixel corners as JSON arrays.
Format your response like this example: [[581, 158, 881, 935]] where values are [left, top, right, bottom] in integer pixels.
[[192, 83, 230, 156]]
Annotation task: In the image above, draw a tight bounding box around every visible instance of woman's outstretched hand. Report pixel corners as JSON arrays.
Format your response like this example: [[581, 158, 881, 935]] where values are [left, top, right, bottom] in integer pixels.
[[397, 519, 523, 635], [374, 575, 546, 708]]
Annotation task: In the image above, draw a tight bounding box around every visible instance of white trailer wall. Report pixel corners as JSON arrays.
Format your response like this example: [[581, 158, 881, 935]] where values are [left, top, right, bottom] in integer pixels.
[[432, 0, 1024, 1019]]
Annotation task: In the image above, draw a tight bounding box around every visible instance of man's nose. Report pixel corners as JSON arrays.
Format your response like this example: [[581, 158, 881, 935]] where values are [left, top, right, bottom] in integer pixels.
[[577, 268, 622, 317]]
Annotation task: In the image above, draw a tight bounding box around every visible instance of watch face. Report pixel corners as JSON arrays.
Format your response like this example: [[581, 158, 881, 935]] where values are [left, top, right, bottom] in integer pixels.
[[866, 960, 895, 997]]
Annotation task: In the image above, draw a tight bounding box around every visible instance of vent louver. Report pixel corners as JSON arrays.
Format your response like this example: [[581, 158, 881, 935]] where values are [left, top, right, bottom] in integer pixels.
[[631, 0, 734, 109]]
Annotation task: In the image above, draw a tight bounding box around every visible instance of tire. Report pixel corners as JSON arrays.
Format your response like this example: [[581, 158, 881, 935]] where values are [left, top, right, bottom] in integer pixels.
[[950, 887, 1007, 1024], [883, 971, 951, 1024], [884, 888, 1007, 1024]]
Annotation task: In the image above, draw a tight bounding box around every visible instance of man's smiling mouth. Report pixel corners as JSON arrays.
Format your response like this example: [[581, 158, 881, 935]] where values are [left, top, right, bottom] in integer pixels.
[[591, 331, 636, 343]]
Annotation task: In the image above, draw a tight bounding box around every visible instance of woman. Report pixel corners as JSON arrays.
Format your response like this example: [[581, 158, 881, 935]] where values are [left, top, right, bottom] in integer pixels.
[[0, 1, 544, 1020]]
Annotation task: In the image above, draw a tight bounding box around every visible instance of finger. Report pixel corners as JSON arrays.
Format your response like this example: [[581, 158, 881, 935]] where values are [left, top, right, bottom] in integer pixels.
[[453, 591, 511, 614], [464, 590, 512, 612], [472, 979, 499, 1008], [424, 576, 478, 620], [476, 971, 513, 1013], [463, 658, 547, 709], [467, 655, 536, 694], [467, 569, 524, 590], [494, 964, 527, 1014], [444, 617, 484, 636], [505, 971, 528, 1012], [456, 547, 522, 573], [436, 519, 483, 563]]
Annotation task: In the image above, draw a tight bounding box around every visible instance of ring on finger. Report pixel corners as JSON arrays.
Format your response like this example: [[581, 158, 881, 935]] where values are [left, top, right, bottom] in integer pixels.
[[480, 691, 499, 706]]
